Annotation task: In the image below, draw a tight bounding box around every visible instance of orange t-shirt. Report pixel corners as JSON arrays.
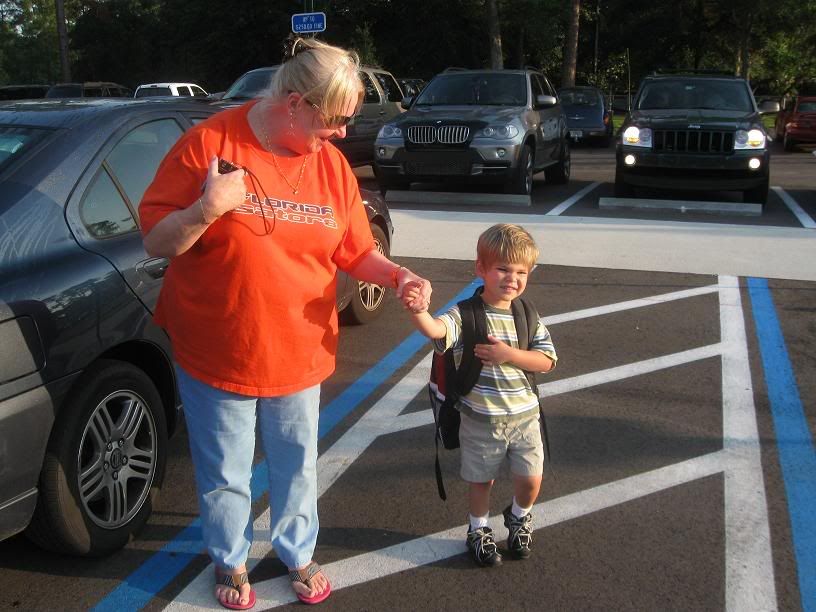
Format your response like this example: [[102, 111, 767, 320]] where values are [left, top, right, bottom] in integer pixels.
[[139, 101, 375, 396]]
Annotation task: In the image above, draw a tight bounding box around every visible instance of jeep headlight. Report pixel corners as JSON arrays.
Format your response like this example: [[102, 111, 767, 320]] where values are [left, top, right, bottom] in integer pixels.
[[622, 126, 652, 148], [475, 124, 519, 140], [734, 128, 766, 150], [377, 124, 403, 139]]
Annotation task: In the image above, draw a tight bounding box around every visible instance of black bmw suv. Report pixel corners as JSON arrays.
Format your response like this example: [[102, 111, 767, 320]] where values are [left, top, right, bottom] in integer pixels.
[[615, 73, 780, 205]]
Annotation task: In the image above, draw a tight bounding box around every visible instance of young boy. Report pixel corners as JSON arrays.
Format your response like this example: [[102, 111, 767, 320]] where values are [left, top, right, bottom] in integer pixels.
[[403, 223, 557, 566]]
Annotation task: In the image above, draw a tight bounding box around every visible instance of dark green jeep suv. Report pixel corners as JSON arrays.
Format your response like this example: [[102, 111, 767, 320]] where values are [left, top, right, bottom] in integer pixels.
[[615, 73, 779, 205]]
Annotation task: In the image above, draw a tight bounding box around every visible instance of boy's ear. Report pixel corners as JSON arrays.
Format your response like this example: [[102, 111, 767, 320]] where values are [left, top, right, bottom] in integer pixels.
[[475, 259, 485, 278]]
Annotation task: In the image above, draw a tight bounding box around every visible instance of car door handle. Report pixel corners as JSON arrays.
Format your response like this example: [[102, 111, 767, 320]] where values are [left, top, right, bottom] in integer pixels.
[[138, 257, 169, 280]]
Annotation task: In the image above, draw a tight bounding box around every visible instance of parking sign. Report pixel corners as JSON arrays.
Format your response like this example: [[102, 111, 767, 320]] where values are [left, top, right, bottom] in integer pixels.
[[291, 12, 326, 34]]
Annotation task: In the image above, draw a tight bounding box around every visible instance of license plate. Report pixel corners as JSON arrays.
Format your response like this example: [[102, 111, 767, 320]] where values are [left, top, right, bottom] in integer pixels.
[[569, 130, 583, 139]]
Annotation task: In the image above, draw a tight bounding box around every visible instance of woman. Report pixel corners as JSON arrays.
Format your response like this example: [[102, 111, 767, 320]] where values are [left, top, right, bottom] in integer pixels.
[[140, 37, 431, 609]]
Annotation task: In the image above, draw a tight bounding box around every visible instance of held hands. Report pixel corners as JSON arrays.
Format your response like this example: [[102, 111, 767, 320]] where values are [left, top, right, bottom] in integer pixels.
[[474, 335, 513, 366], [200, 156, 247, 222], [400, 278, 431, 314]]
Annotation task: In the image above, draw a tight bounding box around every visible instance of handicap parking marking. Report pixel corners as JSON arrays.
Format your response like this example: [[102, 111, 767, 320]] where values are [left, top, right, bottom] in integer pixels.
[[772, 186, 816, 229], [165, 275, 776, 610]]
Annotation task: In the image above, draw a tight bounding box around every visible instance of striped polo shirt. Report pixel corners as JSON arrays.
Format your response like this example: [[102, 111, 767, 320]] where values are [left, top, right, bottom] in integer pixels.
[[433, 302, 558, 423]]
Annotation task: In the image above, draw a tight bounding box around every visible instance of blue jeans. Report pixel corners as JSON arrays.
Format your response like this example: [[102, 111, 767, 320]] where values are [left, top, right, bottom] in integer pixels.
[[175, 365, 320, 570]]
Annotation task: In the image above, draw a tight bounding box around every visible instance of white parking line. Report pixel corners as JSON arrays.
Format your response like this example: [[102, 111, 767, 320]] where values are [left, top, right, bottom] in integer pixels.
[[772, 186, 816, 229], [545, 181, 600, 216], [164, 276, 775, 611]]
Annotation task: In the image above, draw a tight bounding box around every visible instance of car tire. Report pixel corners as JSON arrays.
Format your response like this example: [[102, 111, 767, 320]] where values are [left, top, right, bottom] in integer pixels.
[[340, 223, 390, 325], [506, 145, 534, 195], [25, 359, 167, 556], [545, 141, 570, 185], [743, 179, 769, 206], [614, 168, 635, 198], [783, 133, 797, 152]]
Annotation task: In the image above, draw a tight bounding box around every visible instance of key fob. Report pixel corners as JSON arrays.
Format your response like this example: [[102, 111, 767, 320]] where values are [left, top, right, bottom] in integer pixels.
[[218, 158, 240, 174]]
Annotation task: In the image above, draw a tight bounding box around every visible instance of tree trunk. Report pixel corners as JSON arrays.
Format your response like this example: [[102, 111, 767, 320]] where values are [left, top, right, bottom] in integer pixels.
[[561, 0, 581, 87], [487, 0, 503, 69], [515, 24, 525, 68], [55, 0, 71, 82]]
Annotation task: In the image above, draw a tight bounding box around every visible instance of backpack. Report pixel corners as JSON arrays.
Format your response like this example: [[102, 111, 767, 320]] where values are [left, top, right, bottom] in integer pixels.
[[428, 286, 551, 500]]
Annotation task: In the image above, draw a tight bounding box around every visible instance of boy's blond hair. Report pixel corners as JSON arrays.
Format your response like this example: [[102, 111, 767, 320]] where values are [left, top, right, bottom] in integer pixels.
[[265, 37, 364, 121], [476, 224, 539, 270]]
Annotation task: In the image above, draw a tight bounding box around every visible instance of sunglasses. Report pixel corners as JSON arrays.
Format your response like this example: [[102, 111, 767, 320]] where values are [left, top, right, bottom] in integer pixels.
[[307, 101, 354, 129]]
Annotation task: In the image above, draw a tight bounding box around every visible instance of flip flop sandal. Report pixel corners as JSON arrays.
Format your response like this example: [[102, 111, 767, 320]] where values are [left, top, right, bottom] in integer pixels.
[[289, 561, 332, 605], [214, 568, 257, 610]]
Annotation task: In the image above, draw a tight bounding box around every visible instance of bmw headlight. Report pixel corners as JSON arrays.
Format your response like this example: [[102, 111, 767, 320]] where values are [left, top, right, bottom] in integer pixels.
[[734, 128, 766, 150], [377, 124, 403, 139], [622, 126, 652, 148], [475, 124, 520, 140]]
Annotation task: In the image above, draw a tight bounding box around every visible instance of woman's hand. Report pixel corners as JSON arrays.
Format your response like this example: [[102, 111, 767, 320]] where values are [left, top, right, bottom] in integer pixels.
[[200, 156, 247, 222], [396, 269, 432, 313]]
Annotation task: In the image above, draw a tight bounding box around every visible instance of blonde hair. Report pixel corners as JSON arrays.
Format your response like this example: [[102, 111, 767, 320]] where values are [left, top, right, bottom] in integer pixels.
[[266, 37, 363, 119], [476, 224, 539, 270]]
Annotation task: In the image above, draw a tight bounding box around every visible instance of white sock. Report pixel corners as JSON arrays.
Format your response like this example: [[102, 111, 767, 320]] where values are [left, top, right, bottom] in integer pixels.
[[512, 498, 531, 518], [469, 513, 489, 530]]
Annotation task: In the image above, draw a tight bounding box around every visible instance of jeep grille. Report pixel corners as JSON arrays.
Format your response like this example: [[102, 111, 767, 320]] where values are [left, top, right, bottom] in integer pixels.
[[653, 129, 734, 153], [407, 125, 470, 145]]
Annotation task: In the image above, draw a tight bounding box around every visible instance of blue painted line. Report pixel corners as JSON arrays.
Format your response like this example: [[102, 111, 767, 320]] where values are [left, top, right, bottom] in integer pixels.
[[93, 278, 481, 612], [748, 277, 816, 612]]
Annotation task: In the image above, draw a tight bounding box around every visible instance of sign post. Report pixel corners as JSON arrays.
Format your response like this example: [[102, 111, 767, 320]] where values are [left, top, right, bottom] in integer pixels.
[[291, 12, 326, 34]]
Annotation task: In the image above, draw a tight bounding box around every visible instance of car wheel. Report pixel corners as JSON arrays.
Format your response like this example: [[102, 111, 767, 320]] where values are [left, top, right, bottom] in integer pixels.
[[783, 133, 797, 152], [25, 359, 167, 556], [743, 179, 769, 206], [506, 145, 534, 195], [341, 223, 390, 325], [545, 141, 570, 184], [614, 167, 635, 198]]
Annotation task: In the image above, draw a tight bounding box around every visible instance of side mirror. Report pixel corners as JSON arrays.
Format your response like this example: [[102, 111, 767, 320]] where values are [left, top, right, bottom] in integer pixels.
[[401, 96, 413, 110], [758, 99, 780, 114], [536, 94, 557, 107]]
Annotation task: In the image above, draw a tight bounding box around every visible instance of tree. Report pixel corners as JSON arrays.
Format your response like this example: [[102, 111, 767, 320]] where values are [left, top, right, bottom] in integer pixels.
[[55, 0, 70, 81], [560, 0, 580, 86], [486, 0, 502, 69]]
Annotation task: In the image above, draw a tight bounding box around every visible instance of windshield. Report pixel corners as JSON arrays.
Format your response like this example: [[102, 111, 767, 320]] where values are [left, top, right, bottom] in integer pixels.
[[637, 79, 752, 112], [559, 89, 602, 107], [0, 126, 49, 172], [414, 73, 527, 106], [135, 87, 172, 97], [223, 68, 278, 101]]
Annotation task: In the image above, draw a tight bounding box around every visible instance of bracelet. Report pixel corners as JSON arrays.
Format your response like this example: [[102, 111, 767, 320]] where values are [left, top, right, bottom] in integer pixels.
[[390, 265, 405, 289], [198, 198, 212, 225]]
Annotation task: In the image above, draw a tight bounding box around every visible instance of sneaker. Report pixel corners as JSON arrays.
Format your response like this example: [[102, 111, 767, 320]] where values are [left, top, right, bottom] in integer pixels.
[[466, 525, 502, 567], [502, 505, 533, 559]]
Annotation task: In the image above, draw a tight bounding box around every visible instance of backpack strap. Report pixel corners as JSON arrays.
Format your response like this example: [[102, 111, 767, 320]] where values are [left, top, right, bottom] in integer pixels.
[[511, 298, 553, 465], [454, 289, 487, 398]]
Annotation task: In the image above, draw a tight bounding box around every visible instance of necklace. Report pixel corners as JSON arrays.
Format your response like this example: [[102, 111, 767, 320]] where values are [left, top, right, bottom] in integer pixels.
[[259, 109, 309, 195]]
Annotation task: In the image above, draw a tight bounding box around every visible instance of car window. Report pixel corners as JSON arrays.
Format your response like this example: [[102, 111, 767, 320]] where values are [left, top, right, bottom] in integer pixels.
[[191, 86, 208, 97], [0, 126, 49, 172], [136, 86, 172, 97], [80, 168, 138, 238], [178, 86, 192, 97], [637, 79, 752, 111], [105, 119, 184, 215], [559, 89, 601, 106], [223, 68, 278, 101], [373, 72, 403, 103], [415, 73, 527, 106], [797, 101, 816, 112], [46, 84, 82, 97], [360, 72, 381, 104], [531, 75, 545, 103]]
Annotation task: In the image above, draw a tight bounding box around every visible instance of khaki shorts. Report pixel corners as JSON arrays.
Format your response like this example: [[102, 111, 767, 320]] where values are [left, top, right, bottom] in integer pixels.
[[459, 411, 544, 483]]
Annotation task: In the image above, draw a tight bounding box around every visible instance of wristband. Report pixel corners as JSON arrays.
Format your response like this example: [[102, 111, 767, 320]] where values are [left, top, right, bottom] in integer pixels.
[[198, 198, 212, 225], [391, 265, 404, 289]]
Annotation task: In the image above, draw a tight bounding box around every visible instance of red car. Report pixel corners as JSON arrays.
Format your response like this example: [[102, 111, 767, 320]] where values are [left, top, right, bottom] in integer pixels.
[[775, 96, 816, 151]]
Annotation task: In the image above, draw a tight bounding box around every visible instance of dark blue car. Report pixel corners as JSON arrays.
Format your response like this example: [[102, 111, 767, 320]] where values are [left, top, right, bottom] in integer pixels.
[[558, 86, 614, 147], [0, 98, 393, 556]]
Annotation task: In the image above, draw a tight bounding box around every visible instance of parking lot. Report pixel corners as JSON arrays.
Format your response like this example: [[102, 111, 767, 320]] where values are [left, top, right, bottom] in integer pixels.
[[1, 141, 814, 610]]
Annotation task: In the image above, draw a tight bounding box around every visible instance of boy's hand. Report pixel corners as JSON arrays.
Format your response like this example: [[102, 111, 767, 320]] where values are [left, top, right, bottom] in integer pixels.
[[474, 335, 513, 366]]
